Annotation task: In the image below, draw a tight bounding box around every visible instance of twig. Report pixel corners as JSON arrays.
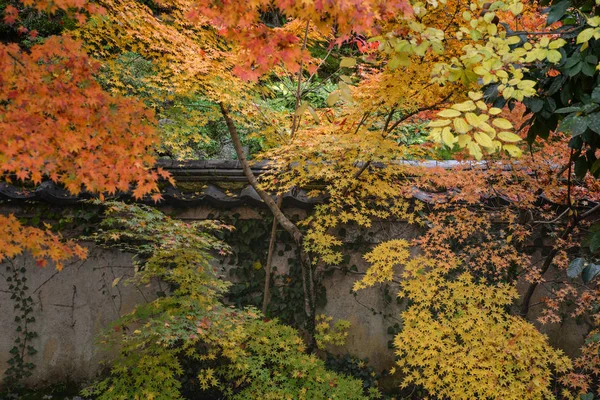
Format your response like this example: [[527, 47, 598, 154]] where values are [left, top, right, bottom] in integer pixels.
[[290, 20, 311, 139], [7, 51, 25, 67]]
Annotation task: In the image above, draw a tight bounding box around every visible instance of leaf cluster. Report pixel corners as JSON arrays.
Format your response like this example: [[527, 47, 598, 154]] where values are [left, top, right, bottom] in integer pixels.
[[84, 202, 371, 399]]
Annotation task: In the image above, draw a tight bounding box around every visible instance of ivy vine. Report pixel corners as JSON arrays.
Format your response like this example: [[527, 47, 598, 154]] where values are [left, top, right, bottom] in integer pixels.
[[3, 261, 37, 389], [215, 212, 326, 327]]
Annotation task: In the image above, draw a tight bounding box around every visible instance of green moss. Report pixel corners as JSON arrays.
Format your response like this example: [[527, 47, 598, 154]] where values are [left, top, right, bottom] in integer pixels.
[[173, 181, 208, 192]]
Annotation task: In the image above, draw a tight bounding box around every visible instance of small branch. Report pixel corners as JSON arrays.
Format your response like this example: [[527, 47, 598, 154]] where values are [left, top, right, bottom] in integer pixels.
[[387, 93, 453, 133], [520, 213, 590, 316], [322, 265, 402, 286], [252, 102, 286, 141], [290, 20, 311, 139], [350, 94, 452, 184], [533, 208, 570, 225], [7, 51, 25, 68], [306, 41, 335, 86], [505, 27, 578, 37], [582, 203, 600, 219], [350, 107, 396, 181], [567, 148, 574, 207], [382, 106, 397, 135], [353, 112, 370, 135]]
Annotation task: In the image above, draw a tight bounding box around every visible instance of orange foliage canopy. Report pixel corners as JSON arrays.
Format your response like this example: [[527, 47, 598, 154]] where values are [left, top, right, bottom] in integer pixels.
[[188, 0, 413, 80], [1, 3, 170, 269], [0, 214, 86, 271], [0, 36, 168, 198]]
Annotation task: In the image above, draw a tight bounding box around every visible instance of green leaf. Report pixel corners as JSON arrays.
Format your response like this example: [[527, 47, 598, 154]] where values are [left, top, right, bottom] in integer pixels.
[[577, 28, 596, 44], [558, 114, 587, 135], [547, 75, 567, 95], [528, 97, 544, 113], [588, 113, 600, 134], [590, 230, 600, 252], [308, 106, 320, 124], [340, 57, 357, 68], [563, 53, 581, 69], [554, 106, 582, 113], [295, 102, 309, 116], [388, 53, 410, 69], [547, 49, 562, 63], [582, 62, 597, 77], [592, 86, 600, 103], [591, 158, 600, 174], [546, 0, 570, 25], [326, 91, 340, 106], [567, 62, 582, 77], [582, 264, 600, 283], [568, 257, 587, 278], [546, 98, 557, 113]]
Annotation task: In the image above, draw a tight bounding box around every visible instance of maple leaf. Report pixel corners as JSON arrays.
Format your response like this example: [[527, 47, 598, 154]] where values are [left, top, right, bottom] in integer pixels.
[[3, 5, 19, 25], [0, 36, 168, 198]]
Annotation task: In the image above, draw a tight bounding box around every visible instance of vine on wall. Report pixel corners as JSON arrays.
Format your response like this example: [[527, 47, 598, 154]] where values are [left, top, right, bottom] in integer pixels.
[[0, 201, 102, 391], [3, 261, 37, 389], [215, 212, 326, 327]]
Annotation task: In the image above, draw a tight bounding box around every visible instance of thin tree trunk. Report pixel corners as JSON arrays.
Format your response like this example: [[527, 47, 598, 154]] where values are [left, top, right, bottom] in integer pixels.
[[219, 104, 316, 346], [219, 103, 302, 243], [262, 195, 283, 315], [220, 21, 317, 347], [521, 202, 600, 316]]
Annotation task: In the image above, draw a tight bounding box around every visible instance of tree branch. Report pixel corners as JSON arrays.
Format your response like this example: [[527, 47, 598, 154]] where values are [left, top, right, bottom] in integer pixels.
[[219, 103, 303, 244], [290, 20, 311, 139], [519, 199, 600, 316]]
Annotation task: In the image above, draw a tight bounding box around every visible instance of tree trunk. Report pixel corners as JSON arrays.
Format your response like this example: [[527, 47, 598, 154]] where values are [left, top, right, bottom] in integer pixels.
[[262, 195, 283, 315], [219, 103, 316, 348]]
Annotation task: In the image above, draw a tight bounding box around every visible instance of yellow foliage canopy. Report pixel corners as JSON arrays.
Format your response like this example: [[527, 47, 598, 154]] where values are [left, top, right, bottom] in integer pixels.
[[395, 258, 572, 399]]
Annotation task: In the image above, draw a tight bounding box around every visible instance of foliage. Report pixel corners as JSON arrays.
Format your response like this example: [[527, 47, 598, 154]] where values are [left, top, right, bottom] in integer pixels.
[[187, 0, 412, 80], [199, 318, 372, 399], [0, 2, 170, 300], [324, 354, 381, 396], [0, 213, 85, 271], [83, 202, 369, 399], [514, 0, 600, 179], [266, 76, 338, 111], [392, 257, 572, 399], [353, 240, 411, 291], [0, 36, 168, 198], [314, 314, 351, 350], [4, 0, 600, 397]]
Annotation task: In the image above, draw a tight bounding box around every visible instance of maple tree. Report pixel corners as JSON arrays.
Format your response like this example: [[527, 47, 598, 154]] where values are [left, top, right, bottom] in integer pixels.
[[4, 0, 600, 398], [82, 202, 372, 399], [0, 1, 170, 269]]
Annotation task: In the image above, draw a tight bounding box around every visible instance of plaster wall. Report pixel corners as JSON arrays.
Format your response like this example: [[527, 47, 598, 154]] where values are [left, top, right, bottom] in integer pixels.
[[0, 206, 591, 389], [0, 247, 158, 387]]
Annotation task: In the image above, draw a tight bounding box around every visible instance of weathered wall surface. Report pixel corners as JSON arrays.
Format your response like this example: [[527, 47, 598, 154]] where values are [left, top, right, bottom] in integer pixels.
[[0, 204, 592, 388], [0, 247, 157, 387]]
